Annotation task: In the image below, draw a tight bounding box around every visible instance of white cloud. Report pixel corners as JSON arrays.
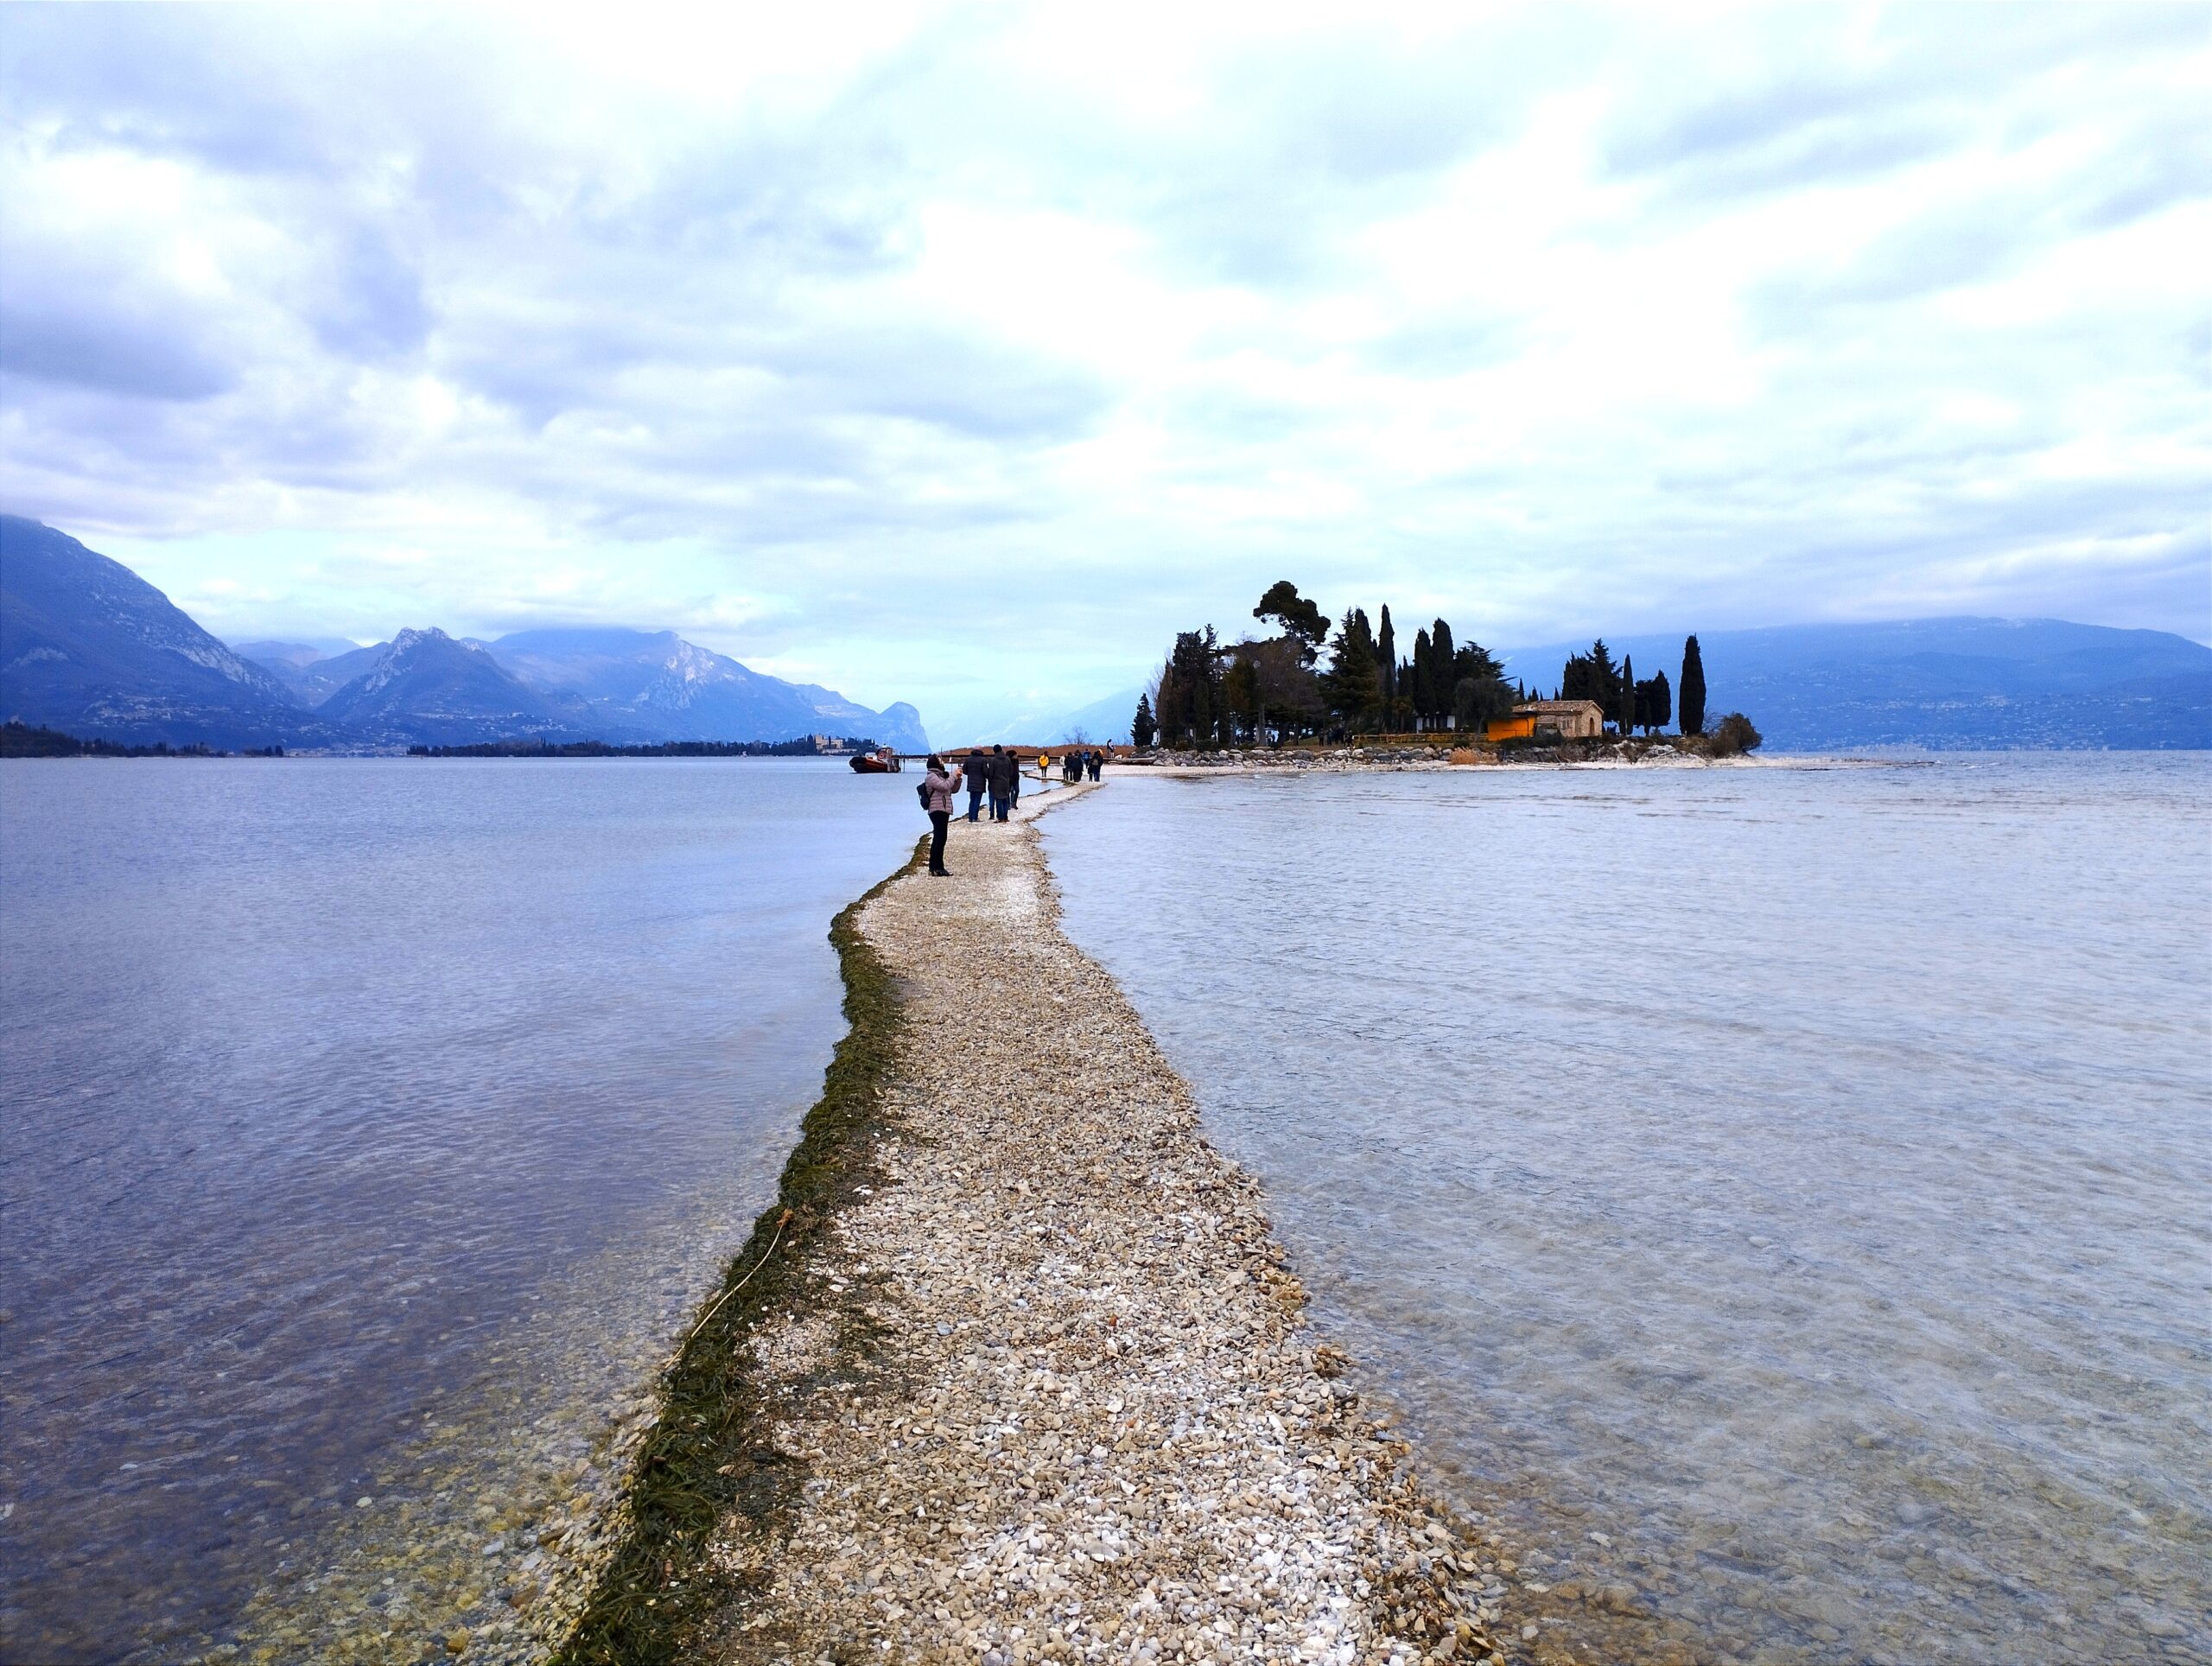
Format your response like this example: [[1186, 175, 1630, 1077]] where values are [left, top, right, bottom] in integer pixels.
[[1, 2, 2205, 726]]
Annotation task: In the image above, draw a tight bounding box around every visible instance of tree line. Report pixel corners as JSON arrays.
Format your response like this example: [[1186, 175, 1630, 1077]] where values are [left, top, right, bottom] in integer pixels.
[[1133, 583, 1714, 747], [406, 735, 878, 758], [1559, 635, 1708, 736], [0, 721, 277, 758]]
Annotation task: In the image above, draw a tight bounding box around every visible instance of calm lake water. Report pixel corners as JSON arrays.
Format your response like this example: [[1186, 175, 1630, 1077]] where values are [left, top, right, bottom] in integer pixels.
[[0, 759, 919, 1663], [1043, 756, 2210, 1666]]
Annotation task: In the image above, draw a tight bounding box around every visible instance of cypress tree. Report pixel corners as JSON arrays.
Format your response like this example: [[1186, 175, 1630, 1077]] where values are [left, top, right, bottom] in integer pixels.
[[1680, 635, 1707, 735], [1618, 652, 1636, 735], [1411, 628, 1434, 728], [1132, 693, 1157, 748], [1430, 619, 1455, 727], [1376, 607, 1396, 722]]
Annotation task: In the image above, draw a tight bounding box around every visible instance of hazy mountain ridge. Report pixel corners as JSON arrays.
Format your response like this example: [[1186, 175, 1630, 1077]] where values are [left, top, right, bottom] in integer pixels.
[[1497, 618, 2212, 750], [315, 628, 595, 746], [486, 628, 931, 752], [1, 518, 931, 750], [0, 516, 352, 748], [935, 686, 1145, 747], [233, 639, 385, 705]]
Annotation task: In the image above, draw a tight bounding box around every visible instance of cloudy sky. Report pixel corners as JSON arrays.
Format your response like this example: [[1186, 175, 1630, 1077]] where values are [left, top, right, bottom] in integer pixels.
[[3, 3, 2205, 732]]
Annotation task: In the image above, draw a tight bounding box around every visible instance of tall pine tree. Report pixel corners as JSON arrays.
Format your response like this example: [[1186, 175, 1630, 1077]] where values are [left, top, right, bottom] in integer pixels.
[[1679, 635, 1707, 735], [1323, 609, 1379, 733], [1618, 652, 1636, 735], [1376, 607, 1396, 722]]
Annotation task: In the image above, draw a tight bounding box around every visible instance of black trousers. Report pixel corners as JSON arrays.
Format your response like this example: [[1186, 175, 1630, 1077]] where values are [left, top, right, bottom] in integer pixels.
[[928, 811, 950, 872]]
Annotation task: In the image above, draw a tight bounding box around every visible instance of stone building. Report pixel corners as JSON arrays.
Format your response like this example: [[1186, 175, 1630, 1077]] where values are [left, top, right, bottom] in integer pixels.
[[1488, 698, 1605, 741]]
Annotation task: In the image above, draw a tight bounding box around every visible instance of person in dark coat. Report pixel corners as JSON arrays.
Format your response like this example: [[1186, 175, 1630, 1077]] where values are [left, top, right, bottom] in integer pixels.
[[962, 747, 990, 821], [988, 743, 1015, 821], [1086, 747, 1103, 781]]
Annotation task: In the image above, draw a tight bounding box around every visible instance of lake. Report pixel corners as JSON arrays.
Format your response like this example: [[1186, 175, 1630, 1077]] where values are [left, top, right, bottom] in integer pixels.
[[1042, 755, 2209, 1666], [0, 759, 921, 1663]]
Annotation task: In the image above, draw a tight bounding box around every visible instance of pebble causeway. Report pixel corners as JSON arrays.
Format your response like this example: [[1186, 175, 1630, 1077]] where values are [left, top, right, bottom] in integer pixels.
[[689, 787, 1520, 1663]]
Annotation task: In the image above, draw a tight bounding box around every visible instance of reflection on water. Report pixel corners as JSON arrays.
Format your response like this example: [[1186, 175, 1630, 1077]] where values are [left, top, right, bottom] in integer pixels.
[[1044, 756, 2211, 1666], [0, 759, 918, 1663]]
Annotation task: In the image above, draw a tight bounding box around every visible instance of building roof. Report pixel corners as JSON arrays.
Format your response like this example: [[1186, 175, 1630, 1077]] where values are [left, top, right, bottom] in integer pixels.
[[1513, 699, 1605, 715]]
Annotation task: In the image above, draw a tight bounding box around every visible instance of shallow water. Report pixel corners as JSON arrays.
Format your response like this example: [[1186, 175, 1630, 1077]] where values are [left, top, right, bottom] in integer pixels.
[[1043, 756, 2211, 1666], [0, 759, 919, 1663]]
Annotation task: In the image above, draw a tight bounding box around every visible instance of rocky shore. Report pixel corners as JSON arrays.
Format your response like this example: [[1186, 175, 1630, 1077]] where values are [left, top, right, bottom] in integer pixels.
[[1128, 736, 1743, 771], [559, 785, 1520, 1665]]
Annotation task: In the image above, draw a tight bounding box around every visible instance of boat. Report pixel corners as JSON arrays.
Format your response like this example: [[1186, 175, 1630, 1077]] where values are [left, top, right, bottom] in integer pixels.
[[849, 747, 903, 773]]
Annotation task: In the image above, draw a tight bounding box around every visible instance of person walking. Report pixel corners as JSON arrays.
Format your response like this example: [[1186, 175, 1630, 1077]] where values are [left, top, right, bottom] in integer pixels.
[[988, 743, 1015, 821], [962, 747, 989, 822], [921, 754, 957, 875], [1087, 747, 1103, 781]]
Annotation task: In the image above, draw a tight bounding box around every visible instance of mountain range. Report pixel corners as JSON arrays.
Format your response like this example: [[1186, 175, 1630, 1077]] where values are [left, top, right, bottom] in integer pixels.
[[0, 517, 930, 752], [1496, 618, 2212, 750]]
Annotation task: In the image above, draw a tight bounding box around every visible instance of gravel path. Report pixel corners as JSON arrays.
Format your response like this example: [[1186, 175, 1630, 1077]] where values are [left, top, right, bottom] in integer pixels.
[[701, 790, 1511, 1665]]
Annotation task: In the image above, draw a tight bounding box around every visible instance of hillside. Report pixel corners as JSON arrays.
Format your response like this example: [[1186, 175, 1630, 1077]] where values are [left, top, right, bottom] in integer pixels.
[[317, 629, 590, 747], [233, 639, 386, 705], [0, 517, 350, 749], [1497, 618, 2212, 750], [489, 628, 929, 751]]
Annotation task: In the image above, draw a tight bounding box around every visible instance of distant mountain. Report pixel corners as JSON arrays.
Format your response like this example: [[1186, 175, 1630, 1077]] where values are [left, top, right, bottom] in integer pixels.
[[0, 516, 353, 748], [1497, 618, 2212, 750], [234, 639, 385, 705], [319, 627, 592, 746], [488, 628, 930, 751], [936, 684, 1145, 747]]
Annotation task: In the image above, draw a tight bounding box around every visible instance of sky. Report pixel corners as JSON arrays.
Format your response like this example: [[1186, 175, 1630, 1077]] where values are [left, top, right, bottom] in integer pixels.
[[2, 2, 2206, 735]]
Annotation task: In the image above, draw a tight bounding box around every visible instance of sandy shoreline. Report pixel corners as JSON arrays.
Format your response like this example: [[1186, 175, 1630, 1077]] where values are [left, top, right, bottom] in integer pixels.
[[555, 786, 1518, 1665]]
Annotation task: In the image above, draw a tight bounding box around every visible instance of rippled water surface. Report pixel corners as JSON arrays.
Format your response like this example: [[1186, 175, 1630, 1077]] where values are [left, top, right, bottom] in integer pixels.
[[1044, 756, 2210, 1666], [0, 760, 919, 1663]]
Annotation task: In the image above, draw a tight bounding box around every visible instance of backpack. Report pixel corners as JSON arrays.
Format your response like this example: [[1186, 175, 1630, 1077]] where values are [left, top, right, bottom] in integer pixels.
[[917, 779, 931, 810]]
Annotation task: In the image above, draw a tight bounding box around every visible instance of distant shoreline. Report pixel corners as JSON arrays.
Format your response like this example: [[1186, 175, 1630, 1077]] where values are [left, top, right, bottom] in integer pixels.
[[1124, 731, 1762, 770]]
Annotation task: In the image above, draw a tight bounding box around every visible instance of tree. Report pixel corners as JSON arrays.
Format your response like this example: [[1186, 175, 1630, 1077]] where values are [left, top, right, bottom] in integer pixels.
[[1442, 637, 1513, 732], [1680, 635, 1707, 735], [1253, 582, 1330, 664], [1154, 628, 1227, 747], [1429, 619, 1456, 727], [1223, 655, 1261, 741], [1560, 638, 1620, 715], [1131, 693, 1157, 748], [1618, 653, 1636, 735], [1709, 711, 1761, 755], [1322, 608, 1379, 732], [1249, 634, 1325, 741], [1376, 607, 1397, 725], [1410, 628, 1434, 728], [1636, 671, 1671, 734]]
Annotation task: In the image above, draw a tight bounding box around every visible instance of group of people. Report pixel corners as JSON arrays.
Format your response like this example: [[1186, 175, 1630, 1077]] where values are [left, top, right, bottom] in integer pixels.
[[915, 743, 1109, 877]]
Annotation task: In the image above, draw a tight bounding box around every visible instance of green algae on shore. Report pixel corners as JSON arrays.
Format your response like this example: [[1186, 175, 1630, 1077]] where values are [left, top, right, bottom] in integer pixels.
[[554, 836, 929, 1665]]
